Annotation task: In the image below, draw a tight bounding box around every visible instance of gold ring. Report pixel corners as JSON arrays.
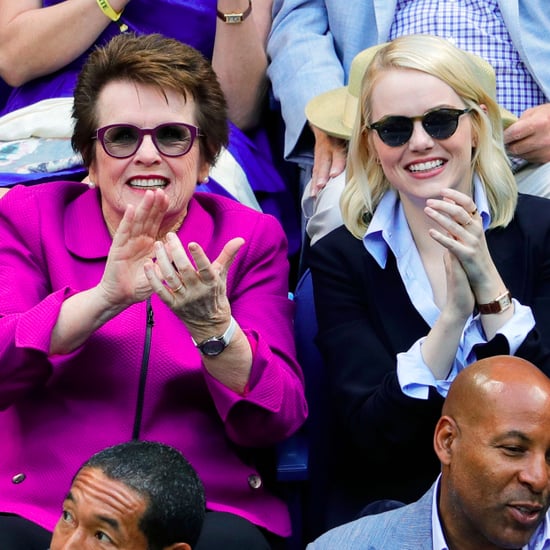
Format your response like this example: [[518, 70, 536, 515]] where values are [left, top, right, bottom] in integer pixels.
[[470, 208, 478, 216], [172, 283, 184, 293], [197, 267, 210, 275], [464, 218, 473, 226]]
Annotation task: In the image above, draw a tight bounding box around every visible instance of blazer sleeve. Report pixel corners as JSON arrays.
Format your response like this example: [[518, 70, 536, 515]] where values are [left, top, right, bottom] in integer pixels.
[[0, 187, 76, 409], [204, 212, 308, 447], [309, 228, 443, 464], [475, 194, 550, 372], [267, 0, 345, 162]]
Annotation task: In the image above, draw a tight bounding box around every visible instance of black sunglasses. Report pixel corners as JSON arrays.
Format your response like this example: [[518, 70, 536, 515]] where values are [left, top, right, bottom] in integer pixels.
[[95, 122, 202, 159], [367, 107, 472, 147]]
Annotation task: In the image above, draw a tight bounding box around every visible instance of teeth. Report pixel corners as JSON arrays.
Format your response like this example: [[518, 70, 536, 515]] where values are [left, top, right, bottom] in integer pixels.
[[129, 178, 167, 188], [408, 160, 444, 172]]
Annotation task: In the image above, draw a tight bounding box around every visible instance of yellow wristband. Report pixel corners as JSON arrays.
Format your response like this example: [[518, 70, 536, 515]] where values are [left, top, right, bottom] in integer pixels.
[[96, 0, 122, 21]]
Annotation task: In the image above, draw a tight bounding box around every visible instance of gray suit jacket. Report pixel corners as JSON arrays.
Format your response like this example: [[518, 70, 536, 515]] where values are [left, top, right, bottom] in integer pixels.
[[268, 0, 550, 162], [306, 485, 435, 549]]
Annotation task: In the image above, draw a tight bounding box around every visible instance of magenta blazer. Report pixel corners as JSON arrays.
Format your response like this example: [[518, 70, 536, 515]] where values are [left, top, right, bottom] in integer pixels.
[[0, 182, 307, 537]]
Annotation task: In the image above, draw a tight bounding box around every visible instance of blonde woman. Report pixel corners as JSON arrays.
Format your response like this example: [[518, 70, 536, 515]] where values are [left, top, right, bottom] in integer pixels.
[[308, 34, 550, 525]]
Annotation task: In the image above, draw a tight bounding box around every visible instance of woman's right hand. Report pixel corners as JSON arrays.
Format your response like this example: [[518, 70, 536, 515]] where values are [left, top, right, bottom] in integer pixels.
[[99, 189, 169, 308]]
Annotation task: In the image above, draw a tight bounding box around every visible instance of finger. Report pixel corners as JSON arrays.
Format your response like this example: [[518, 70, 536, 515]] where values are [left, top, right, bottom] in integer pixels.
[[136, 189, 169, 238], [329, 146, 347, 178], [110, 203, 136, 249], [165, 232, 195, 279], [154, 240, 183, 290], [144, 260, 181, 303], [190, 238, 244, 281], [311, 154, 332, 192], [425, 206, 474, 235], [428, 193, 477, 223]]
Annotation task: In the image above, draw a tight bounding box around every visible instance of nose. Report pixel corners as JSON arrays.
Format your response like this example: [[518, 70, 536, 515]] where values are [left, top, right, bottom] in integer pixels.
[[134, 134, 162, 164], [518, 453, 550, 494], [408, 120, 435, 151]]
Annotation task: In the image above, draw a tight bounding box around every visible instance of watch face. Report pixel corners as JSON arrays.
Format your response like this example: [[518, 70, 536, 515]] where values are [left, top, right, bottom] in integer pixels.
[[200, 338, 225, 356]]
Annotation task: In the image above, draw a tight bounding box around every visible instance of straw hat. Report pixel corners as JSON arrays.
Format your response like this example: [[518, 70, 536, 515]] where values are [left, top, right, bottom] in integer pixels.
[[305, 40, 518, 140]]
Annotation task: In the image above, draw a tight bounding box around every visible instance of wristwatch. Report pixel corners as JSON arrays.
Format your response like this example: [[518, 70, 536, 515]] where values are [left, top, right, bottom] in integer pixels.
[[193, 316, 237, 357], [477, 290, 513, 315], [216, 0, 252, 23]]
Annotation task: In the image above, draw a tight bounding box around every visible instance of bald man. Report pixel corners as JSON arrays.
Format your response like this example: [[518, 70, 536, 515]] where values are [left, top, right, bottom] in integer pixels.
[[307, 356, 550, 549]]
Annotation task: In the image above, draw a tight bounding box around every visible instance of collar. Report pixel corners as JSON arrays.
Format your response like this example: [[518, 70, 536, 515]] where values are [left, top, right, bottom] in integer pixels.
[[431, 476, 448, 550], [363, 175, 491, 267], [64, 188, 209, 259], [431, 475, 550, 550]]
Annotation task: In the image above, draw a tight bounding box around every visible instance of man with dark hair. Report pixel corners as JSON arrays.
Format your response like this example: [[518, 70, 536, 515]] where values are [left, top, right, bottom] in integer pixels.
[[50, 440, 205, 550]]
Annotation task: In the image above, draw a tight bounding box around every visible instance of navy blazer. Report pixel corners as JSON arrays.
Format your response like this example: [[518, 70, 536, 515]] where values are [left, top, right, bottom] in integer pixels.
[[308, 193, 550, 514]]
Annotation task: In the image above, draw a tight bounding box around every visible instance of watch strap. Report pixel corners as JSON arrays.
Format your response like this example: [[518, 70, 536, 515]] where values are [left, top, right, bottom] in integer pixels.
[[192, 316, 237, 355], [477, 290, 513, 315], [216, 0, 252, 23]]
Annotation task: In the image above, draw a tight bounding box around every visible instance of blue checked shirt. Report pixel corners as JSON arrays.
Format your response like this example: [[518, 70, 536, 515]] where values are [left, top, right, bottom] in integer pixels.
[[389, 0, 548, 170]]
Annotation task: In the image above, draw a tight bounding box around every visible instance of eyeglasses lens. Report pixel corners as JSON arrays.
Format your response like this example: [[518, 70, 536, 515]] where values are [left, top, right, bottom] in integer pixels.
[[371, 109, 468, 147], [100, 124, 195, 158], [422, 110, 460, 140]]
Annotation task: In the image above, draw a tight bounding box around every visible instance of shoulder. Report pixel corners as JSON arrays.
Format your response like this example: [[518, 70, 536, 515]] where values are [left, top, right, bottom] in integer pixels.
[[191, 192, 286, 237], [313, 225, 364, 253], [492, 193, 550, 240], [308, 224, 367, 272], [515, 193, 550, 218], [308, 490, 433, 549], [0, 181, 86, 223]]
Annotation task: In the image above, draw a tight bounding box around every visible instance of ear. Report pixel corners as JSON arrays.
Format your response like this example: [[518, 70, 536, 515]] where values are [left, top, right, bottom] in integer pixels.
[[163, 543, 191, 550], [472, 103, 489, 149], [88, 160, 97, 185], [433, 415, 457, 466]]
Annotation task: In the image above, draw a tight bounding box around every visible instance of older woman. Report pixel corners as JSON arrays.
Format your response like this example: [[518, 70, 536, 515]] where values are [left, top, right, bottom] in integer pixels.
[[0, 33, 306, 549], [307, 34, 550, 528]]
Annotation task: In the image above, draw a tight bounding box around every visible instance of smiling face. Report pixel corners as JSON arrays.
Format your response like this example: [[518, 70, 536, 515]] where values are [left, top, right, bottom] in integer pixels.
[[50, 467, 149, 550], [369, 68, 475, 209], [88, 80, 209, 236], [438, 379, 550, 549]]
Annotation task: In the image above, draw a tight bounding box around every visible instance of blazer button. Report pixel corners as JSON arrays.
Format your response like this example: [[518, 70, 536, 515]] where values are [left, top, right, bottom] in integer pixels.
[[248, 474, 262, 490], [12, 473, 26, 484]]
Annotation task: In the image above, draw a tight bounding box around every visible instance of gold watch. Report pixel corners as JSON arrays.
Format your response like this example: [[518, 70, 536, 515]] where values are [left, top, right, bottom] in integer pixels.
[[477, 290, 513, 315], [217, 0, 252, 23]]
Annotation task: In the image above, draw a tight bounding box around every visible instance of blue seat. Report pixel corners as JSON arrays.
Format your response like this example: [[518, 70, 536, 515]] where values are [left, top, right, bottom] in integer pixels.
[[290, 268, 331, 544]]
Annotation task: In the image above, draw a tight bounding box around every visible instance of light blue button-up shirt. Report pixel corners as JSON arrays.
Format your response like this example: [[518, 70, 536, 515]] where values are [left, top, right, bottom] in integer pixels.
[[363, 177, 535, 399], [431, 475, 550, 550]]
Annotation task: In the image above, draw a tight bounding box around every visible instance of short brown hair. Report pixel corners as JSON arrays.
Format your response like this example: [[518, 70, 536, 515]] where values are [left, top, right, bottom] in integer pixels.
[[72, 33, 228, 168]]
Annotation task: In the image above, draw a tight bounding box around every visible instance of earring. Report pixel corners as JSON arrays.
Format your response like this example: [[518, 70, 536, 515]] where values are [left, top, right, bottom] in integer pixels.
[[202, 176, 210, 183], [88, 181, 96, 189]]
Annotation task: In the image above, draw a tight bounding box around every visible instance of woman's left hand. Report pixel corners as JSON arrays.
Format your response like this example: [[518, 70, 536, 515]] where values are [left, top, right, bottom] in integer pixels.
[[425, 188, 504, 299], [144, 232, 245, 337]]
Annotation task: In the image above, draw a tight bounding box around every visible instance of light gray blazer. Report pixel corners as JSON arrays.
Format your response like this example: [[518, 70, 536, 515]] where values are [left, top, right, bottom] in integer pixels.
[[306, 485, 434, 549], [267, 0, 550, 163]]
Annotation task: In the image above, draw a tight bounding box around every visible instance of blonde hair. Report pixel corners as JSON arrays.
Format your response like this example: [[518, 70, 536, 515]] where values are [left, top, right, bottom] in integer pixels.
[[341, 34, 517, 239]]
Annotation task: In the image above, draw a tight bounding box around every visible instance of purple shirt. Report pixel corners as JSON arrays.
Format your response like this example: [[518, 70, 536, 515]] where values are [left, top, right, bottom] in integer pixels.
[[0, 181, 307, 536]]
